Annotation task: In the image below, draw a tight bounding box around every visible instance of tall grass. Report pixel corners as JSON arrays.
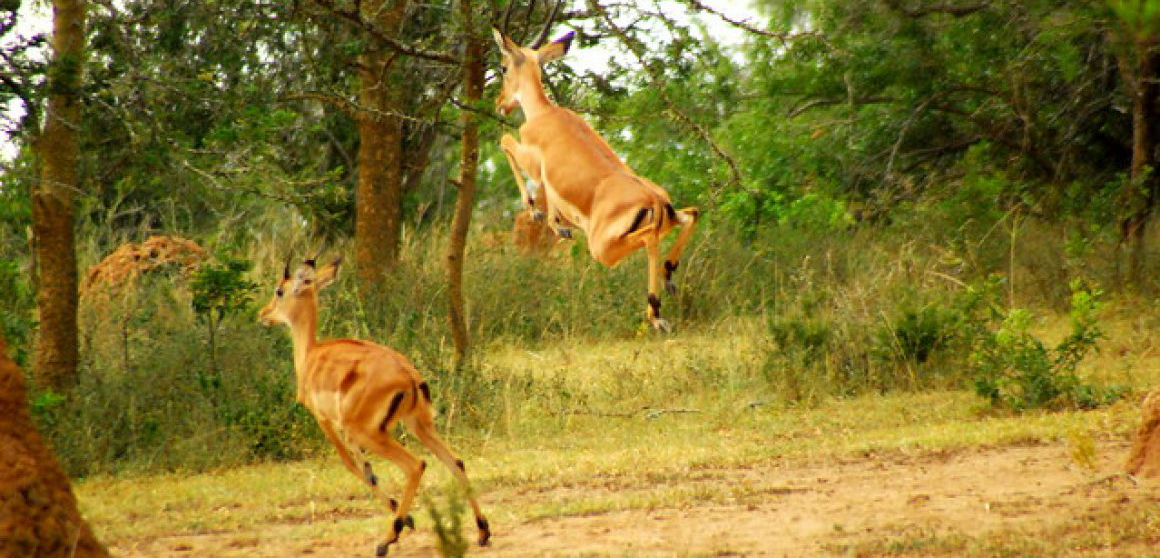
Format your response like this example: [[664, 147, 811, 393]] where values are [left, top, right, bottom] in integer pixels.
[[21, 202, 1160, 477]]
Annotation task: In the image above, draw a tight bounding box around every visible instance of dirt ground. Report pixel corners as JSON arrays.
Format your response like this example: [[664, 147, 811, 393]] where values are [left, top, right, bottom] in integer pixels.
[[109, 441, 1159, 557]]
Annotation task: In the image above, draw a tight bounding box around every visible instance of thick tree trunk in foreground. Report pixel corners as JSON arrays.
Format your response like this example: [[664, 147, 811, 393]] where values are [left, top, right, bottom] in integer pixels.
[[0, 334, 109, 557], [354, 0, 409, 292], [448, 3, 484, 366], [31, 0, 86, 392]]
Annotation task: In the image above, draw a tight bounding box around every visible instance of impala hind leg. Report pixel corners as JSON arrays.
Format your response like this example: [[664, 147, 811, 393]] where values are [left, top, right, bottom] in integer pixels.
[[645, 239, 670, 333], [405, 412, 492, 546], [355, 435, 427, 557], [317, 420, 406, 517], [663, 207, 700, 295]]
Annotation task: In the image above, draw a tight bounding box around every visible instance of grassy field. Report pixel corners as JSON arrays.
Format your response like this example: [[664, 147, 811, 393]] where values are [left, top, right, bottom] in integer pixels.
[[74, 314, 1160, 556]]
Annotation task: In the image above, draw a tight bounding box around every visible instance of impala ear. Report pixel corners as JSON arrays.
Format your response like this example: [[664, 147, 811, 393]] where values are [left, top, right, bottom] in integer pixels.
[[536, 31, 574, 66], [315, 257, 342, 291], [492, 27, 524, 64], [291, 265, 313, 295]]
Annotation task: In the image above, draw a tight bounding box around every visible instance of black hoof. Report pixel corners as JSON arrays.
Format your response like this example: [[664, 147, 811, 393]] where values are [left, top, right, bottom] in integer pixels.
[[557, 228, 573, 239], [477, 517, 491, 546], [404, 514, 415, 530], [665, 281, 677, 296], [532, 209, 545, 222], [375, 542, 390, 556]]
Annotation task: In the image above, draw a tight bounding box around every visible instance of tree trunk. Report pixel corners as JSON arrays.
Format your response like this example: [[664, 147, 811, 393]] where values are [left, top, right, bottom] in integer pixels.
[[354, 0, 409, 292], [1116, 29, 1160, 283], [0, 334, 109, 558], [448, 1, 484, 366], [31, 0, 86, 393]]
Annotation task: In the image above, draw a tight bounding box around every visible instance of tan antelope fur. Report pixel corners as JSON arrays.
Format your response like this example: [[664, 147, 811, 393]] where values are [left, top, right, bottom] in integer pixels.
[[493, 28, 700, 332], [259, 258, 489, 556]]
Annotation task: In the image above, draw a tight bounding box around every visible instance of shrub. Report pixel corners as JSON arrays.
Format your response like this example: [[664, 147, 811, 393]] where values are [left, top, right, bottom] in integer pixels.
[[190, 254, 258, 388], [967, 281, 1125, 411], [874, 305, 956, 365], [0, 258, 34, 367], [425, 492, 468, 558]]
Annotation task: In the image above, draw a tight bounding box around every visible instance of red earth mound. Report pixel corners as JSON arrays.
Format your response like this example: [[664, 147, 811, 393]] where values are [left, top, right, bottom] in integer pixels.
[[1125, 387, 1160, 479]]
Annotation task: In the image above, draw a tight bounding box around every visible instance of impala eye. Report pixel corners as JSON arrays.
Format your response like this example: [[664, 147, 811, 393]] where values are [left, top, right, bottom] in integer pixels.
[[276, 289, 283, 297], [303, 279, 312, 286]]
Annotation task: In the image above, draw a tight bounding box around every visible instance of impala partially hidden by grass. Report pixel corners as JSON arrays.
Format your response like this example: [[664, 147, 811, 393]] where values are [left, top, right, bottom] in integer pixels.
[[258, 256, 490, 556]]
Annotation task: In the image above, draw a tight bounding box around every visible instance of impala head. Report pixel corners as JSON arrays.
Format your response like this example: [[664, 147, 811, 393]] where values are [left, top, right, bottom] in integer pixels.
[[491, 27, 574, 116], [259, 256, 342, 328]]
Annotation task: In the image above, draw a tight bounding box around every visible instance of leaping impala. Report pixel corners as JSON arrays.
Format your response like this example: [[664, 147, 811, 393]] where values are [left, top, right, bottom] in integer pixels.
[[259, 257, 490, 556], [492, 28, 700, 332]]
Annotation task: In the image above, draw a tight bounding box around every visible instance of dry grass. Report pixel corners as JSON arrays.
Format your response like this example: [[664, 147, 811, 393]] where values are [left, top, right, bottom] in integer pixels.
[[74, 312, 1160, 554]]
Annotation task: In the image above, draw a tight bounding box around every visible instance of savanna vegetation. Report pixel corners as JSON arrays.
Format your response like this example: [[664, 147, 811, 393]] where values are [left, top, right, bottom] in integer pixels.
[[2, 0, 1160, 555]]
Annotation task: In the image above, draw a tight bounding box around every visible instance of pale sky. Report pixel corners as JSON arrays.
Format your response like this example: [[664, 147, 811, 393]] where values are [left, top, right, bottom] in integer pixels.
[[566, 0, 759, 76], [1, 1, 761, 164]]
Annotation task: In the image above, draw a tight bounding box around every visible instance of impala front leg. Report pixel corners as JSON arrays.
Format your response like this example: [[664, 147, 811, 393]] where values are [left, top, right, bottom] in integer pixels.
[[663, 207, 700, 295], [646, 239, 670, 333], [500, 134, 542, 220], [356, 434, 427, 557]]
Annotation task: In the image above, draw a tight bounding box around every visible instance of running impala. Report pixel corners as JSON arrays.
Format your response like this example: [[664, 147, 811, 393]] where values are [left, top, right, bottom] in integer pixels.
[[259, 257, 490, 556], [493, 28, 699, 332]]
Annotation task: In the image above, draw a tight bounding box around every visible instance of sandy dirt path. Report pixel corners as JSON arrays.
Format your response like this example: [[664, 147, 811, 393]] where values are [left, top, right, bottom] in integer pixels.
[[110, 441, 1158, 557]]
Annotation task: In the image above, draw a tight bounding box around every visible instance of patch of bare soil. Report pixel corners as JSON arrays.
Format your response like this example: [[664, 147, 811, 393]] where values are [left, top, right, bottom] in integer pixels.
[[110, 441, 1159, 557]]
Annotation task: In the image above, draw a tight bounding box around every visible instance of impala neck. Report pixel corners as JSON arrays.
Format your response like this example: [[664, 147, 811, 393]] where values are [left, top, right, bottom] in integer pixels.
[[518, 74, 554, 120], [287, 305, 318, 379]]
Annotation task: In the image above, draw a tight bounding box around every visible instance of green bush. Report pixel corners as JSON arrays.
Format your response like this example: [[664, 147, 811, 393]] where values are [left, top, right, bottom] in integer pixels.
[[874, 305, 956, 365], [967, 281, 1125, 411], [425, 492, 468, 558], [0, 258, 34, 367]]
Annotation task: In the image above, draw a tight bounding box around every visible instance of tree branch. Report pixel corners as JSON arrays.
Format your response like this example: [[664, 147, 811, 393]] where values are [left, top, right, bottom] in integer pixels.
[[307, 0, 458, 65], [682, 0, 827, 47], [449, 96, 517, 128], [281, 91, 431, 123], [788, 95, 897, 118], [588, 0, 748, 199], [882, 0, 992, 18]]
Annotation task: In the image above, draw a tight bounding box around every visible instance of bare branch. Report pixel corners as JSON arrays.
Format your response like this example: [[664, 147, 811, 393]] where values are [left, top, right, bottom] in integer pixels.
[[881, 0, 992, 18], [449, 96, 518, 128], [307, 0, 458, 65], [281, 92, 359, 116], [519, 0, 540, 44], [280, 92, 431, 124], [500, 0, 517, 33], [682, 0, 827, 47], [787, 96, 897, 118], [531, 0, 567, 48]]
